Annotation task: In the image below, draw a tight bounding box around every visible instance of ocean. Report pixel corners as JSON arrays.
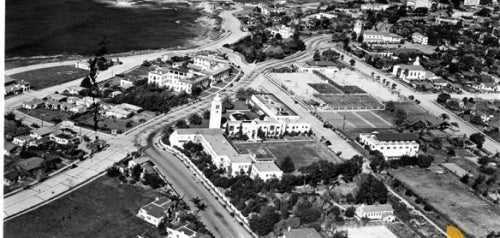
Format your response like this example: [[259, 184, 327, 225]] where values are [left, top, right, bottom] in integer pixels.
[[6, 0, 206, 58]]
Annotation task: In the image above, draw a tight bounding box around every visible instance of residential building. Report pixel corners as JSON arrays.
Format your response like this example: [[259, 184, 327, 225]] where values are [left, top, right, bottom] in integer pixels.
[[360, 4, 390, 11], [104, 103, 143, 119], [4, 75, 30, 95], [359, 132, 419, 159], [75, 60, 90, 70], [412, 32, 428, 45], [473, 82, 500, 92], [406, 0, 432, 9], [30, 127, 53, 140], [250, 161, 283, 181], [294, 61, 339, 74], [49, 132, 80, 145], [4, 170, 20, 186], [392, 57, 427, 82], [191, 55, 232, 83], [67, 86, 86, 95], [4, 142, 18, 156], [279, 227, 322, 238], [166, 221, 203, 238], [137, 197, 175, 227], [355, 204, 396, 222], [148, 67, 210, 94], [436, 16, 459, 25], [362, 30, 404, 44], [257, 3, 270, 15], [22, 98, 44, 110], [464, 0, 480, 5], [169, 128, 254, 177], [16, 157, 45, 174], [269, 25, 294, 39], [12, 135, 33, 146], [452, 10, 475, 19]]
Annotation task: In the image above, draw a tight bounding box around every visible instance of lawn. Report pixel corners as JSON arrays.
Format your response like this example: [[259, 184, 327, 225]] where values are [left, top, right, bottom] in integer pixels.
[[485, 130, 500, 144], [10, 66, 89, 90], [4, 176, 164, 238], [389, 167, 500, 237], [317, 94, 384, 110], [308, 83, 342, 94], [20, 108, 73, 124], [234, 140, 339, 169], [73, 112, 137, 134]]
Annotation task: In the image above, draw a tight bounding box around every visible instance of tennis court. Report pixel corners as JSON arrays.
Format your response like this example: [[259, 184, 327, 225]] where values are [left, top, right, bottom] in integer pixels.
[[320, 110, 393, 129]]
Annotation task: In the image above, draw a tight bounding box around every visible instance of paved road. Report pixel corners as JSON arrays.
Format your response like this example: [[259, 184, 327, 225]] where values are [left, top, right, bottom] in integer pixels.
[[335, 47, 500, 155], [145, 145, 251, 238]]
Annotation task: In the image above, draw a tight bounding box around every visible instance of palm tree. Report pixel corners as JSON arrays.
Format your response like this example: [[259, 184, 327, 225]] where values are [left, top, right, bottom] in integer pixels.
[[190, 196, 201, 207], [451, 122, 459, 130], [195, 202, 208, 215], [441, 113, 450, 121]]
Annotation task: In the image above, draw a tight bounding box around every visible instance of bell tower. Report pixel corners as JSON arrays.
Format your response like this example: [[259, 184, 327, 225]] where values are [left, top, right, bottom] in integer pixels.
[[209, 93, 222, 129]]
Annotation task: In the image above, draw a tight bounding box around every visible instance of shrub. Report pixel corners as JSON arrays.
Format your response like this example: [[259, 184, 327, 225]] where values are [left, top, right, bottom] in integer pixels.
[[106, 166, 120, 177]]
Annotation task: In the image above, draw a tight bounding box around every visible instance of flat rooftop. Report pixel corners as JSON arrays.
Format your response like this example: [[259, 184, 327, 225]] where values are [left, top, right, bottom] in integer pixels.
[[253, 94, 297, 116]]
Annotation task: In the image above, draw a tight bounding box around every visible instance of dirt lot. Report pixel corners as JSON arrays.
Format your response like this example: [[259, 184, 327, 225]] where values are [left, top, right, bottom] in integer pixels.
[[234, 140, 339, 169], [390, 167, 500, 237], [10, 66, 88, 90], [4, 176, 164, 238]]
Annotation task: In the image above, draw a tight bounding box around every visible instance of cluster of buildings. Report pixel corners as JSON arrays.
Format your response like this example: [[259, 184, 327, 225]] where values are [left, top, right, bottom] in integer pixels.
[[169, 94, 311, 180], [22, 91, 143, 120], [148, 54, 232, 94]]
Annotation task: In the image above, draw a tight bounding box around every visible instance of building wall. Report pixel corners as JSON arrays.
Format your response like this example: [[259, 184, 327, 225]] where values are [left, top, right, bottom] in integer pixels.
[[250, 165, 283, 181], [137, 209, 162, 227], [359, 134, 419, 158]]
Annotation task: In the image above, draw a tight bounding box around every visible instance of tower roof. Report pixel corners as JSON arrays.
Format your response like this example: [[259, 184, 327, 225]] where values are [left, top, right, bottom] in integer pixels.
[[213, 93, 221, 102]]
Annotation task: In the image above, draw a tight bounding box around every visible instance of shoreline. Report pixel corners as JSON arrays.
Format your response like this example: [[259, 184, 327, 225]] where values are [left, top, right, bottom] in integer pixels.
[[5, 5, 223, 70]]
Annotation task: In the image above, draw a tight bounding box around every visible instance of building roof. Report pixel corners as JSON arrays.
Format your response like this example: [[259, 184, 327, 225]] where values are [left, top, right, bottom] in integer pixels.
[[23, 98, 44, 105], [47, 94, 68, 101], [373, 133, 418, 142], [305, 61, 337, 67], [4, 141, 18, 152], [5, 170, 20, 181], [252, 94, 297, 116], [176, 128, 224, 135], [282, 228, 322, 238], [32, 127, 54, 136], [396, 64, 426, 71], [140, 198, 174, 219], [357, 204, 394, 213], [253, 161, 281, 172], [364, 30, 403, 38], [118, 103, 142, 112], [16, 157, 45, 172]]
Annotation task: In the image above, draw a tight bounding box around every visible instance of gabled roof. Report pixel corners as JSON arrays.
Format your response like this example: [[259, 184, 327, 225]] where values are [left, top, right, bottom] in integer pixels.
[[4, 142, 18, 152], [357, 204, 394, 213], [16, 157, 44, 171]]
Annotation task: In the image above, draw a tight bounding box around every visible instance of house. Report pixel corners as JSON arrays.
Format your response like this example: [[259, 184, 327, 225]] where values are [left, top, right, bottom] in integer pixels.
[[257, 3, 270, 15], [22, 98, 44, 110], [12, 135, 33, 146], [128, 156, 151, 169], [66, 96, 81, 104], [474, 82, 500, 92], [69, 104, 87, 113], [412, 32, 428, 45], [104, 103, 143, 119], [75, 60, 90, 70], [4, 75, 30, 95], [358, 132, 419, 159], [109, 91, 123, 98], [362, 30, 404, 44], [356, 204, 395, 222], [137, 197, 175, 227], [30, 127, 53, 140], [167, 221, 202, 238], [464, 0, 480, 5], [392, 57, 427, 82], [360, 3, 390, 11], [49, 132, 80, 145], [269, 25, 294, 39], [279, 227, 322, 238], [406, 0, 432, 8], [294, 61, 339, 74], [4, 170, 20, 186], [16, 157, 45, 173], [250, 161, 283, 181], [4, 142, 19, 156], [67, 86, 86, 95]]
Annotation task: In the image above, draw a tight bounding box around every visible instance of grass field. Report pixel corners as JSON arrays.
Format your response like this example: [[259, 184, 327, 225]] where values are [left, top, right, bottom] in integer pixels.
[[10, 66, 89, 90], [234, 140, 339, 169], [308, 83, 342, 94], [4, 176, 164, 238], [390, 167, 500, 237]]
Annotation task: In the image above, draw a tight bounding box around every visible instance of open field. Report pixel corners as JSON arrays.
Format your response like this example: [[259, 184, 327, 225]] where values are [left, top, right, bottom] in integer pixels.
[[320, 110, 392, 130], [347, 226, 398, 238], [390, 167, 500, 237], [4, 176, 163, 238], [20, 108, 72, 124], [317, 94, 384, 110], [270, 72, 325, 100], [234, 140, 339, 169], [308, 83, 342, 94], [10, 66, 89, 90]]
